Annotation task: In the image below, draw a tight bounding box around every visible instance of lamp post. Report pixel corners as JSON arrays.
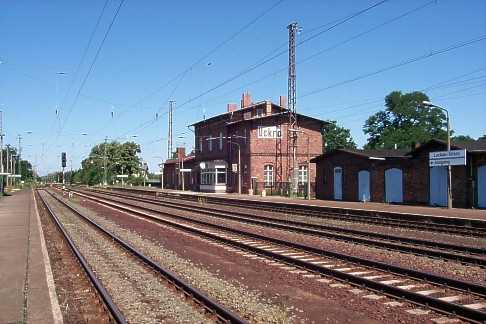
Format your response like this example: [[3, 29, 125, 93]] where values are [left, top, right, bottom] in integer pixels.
[[289, 129, 311, 200], [177, 135, 185, 191], [422, 100, 452, 209]]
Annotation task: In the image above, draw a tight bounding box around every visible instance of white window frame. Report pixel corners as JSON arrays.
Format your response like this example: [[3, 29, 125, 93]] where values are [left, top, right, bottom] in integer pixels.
[[264, 164, 274, 187], [209, 134, 213, 152], [298, 165, 308, 184]]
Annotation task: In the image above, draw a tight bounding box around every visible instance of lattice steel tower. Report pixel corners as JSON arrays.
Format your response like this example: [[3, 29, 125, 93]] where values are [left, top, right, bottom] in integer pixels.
[[168, 100, 175, 159], [287, 22, 298, 192]]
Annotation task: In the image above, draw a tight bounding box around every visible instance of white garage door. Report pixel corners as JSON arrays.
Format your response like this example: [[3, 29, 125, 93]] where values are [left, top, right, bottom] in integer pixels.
[[430, 166, 448, 207], [333, 167, 343, 200], [385, 168, 403, 203], [478, 165, 486, 208], [358, 170, 370, 202]]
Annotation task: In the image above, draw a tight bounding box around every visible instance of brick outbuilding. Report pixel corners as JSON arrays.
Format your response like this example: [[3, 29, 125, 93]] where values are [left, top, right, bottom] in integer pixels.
[[311, 139, 486, 208]]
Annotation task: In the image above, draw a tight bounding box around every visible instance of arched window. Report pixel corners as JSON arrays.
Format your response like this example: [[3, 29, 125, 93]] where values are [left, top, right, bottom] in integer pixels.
[[264, 165, 274, 187]]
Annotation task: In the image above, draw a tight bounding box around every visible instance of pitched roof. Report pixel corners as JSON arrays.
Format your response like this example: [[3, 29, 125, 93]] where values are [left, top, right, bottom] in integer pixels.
[[163, 155, 195, 165], [310, 148, 408, 162]]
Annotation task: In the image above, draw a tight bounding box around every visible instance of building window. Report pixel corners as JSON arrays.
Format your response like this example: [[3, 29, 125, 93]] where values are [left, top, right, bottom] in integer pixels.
[[256, 107, 264, 117], [298, 165, 308, 184], [209, 134, 213, 151], [216, 168, 226, 184], [219, 131, 223, 151], [200, 168, 226, 185], [199, 136, 203, 152], [264, 164, 274, 187]]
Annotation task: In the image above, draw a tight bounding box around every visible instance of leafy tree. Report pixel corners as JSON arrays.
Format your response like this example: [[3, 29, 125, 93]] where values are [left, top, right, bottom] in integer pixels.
[[478, 134, 486, 140], [322, 120, 357, 151], [363, 91, 447, 149], [77, 141, 142, 185], [452, 135, 475, 144]]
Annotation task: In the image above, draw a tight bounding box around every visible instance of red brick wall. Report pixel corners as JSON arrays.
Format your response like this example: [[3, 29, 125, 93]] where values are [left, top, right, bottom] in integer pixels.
[[314, 147, 486, 208]]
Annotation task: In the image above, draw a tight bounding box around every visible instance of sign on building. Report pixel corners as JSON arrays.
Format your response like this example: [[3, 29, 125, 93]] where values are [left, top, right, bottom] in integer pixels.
[[429, 149, 466, 167], [257, 126, 282, 139], [232, 163, 238, 172]]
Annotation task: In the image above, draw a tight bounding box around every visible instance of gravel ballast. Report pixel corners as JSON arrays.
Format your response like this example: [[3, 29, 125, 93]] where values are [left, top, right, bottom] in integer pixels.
[[41, 192, 212, 324]]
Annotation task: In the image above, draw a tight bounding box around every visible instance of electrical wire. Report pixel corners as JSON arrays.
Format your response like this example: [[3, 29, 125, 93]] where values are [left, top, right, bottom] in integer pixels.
[[57, 0, 126, 138]]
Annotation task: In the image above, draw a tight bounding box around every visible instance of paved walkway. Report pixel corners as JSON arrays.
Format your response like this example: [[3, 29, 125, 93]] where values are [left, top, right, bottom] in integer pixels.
[[0, 190, 62, 324], [112, 186, 486, 221]]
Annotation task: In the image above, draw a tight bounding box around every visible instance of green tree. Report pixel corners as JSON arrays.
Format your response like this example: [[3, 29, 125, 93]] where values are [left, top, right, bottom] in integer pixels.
[[363, 91, 447, 149], [322, 120, 357, 151], [78, 141, 142, 185], [452, 135, 475, 144], [478, 134, 486, 140]]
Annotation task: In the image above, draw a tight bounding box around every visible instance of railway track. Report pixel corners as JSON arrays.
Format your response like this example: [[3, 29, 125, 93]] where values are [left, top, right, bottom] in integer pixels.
[[39, 189, 246, 324], [83, 188, 486, 267], [69, 188, 486, 323]]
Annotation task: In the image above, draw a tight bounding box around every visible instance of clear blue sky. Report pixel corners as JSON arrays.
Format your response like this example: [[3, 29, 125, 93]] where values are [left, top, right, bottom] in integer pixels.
[[1, 0, 485, 175]]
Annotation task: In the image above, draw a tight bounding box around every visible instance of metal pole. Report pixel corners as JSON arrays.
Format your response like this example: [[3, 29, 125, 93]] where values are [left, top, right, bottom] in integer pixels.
[[307, 135, 311, 200], [181, 156, 185, 191], [103, 137, 108, 186], [6, 145, 10, 187], [238, 144, 241, 194], [446, 112, 452, 209]]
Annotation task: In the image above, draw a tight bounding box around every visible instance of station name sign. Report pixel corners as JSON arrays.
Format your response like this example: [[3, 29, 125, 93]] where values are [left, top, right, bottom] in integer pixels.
[[257, 126, 282, 139], [429, 149, 466, 167]]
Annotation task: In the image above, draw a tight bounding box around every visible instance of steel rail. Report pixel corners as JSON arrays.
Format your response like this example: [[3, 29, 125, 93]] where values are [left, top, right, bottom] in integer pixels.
[[45, 189, 247, 324], [85, 188, 486, 266], [36, 190, 128, 324], [70, 189, 486, 323], [107, 187, 486, 237]]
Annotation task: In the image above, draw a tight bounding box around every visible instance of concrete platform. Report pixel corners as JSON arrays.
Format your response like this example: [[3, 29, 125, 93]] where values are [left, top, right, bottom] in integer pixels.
[[0, 189, 62, 324], [107, 185, 486, 222]]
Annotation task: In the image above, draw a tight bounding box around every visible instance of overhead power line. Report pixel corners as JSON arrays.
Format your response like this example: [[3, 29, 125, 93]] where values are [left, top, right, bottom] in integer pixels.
[[300, 34, 486, 99], [58, 0, 111, 115], [57, 0, 126, 138]]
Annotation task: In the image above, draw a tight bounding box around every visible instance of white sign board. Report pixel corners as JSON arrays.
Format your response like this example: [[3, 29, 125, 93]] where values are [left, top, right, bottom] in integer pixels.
[[180, 168, 192, 172], [116, 175, 129, 178], [232, 163, 238, 172], [429, 149, 466, 167], [9, 174, 21, 178], [257, 126, 282, 139]]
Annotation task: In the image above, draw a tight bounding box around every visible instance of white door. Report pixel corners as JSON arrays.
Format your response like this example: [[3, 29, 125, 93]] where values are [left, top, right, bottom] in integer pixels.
[[478, 165, 486, 208], [333, 167, 343, 200], [358, 170, 370, 202], [385, 168, 403, 203], [430, 166, 448, 206]]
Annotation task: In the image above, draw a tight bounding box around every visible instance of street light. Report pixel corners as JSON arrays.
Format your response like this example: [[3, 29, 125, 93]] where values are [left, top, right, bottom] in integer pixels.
[[177, 135, 186, 191], [422, 100, 452, 209], [289, 128, 311, 200]]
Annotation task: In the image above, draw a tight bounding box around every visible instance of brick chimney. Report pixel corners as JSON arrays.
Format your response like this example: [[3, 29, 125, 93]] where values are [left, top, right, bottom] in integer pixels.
[[279, 95, 287, 109], [175, 147, 185, 160], [241, 91, 252, 108], [227, 103, 237, 113]]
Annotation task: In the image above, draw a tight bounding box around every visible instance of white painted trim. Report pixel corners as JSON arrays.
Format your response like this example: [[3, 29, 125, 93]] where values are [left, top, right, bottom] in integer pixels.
[[32, 190, 64, 324]]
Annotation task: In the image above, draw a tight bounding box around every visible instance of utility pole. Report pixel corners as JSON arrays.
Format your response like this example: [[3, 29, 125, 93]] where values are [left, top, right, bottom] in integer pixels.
[[287, 22, 298, 196], [0, 110, 4, 194], [168, 100, 175, 159], [103, 137, 108, 186], [17, 134, 22, 183], [6, 144, 10, 187]]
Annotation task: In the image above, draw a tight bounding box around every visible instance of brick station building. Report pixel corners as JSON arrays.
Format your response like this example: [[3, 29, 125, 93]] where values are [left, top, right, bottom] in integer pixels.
[[311, 139, 486, 208], [164, 92, 327, 195]]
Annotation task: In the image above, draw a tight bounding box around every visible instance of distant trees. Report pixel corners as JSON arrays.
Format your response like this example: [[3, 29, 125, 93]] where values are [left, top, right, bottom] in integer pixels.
[[363, 91, 447, 149], [322, 120, 357, 151], [73, 141, 142, 185]]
